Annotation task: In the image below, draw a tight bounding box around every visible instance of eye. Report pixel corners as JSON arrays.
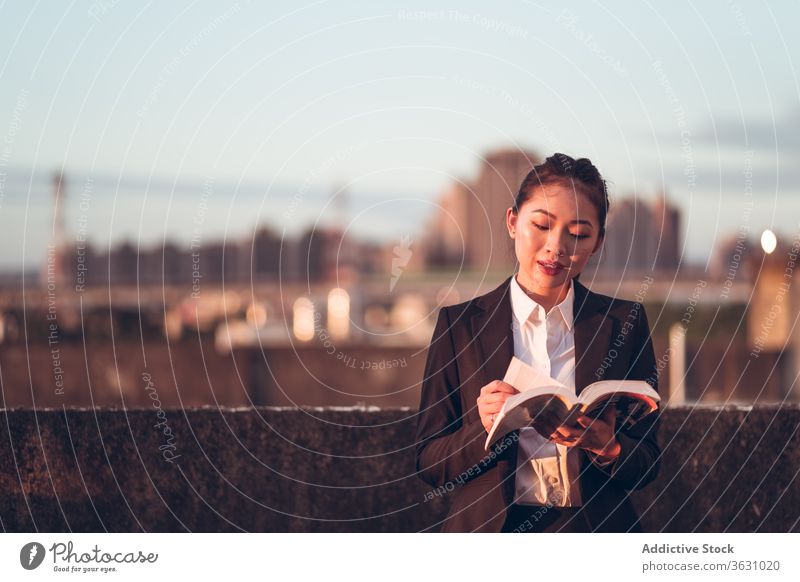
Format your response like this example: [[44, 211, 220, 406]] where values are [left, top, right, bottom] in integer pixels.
[[535, 222, 590, 239]]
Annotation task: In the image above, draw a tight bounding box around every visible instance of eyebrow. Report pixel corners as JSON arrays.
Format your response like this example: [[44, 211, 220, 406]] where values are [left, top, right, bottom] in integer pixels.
[[531, 209, 594, 227]]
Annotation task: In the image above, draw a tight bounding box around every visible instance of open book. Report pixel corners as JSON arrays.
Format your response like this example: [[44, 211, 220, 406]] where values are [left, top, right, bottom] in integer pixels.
[[484, 357, 660, 450]]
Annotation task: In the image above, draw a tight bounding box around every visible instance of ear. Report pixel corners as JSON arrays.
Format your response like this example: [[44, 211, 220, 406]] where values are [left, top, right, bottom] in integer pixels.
[[506, 207, 517, 239]]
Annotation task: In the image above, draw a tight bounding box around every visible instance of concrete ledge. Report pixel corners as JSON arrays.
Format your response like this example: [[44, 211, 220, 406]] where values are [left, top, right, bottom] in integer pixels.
[[1, 406, 798, 532]]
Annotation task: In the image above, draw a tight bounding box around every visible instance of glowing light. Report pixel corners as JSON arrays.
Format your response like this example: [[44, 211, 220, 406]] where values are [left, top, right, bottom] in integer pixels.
[[392, 294, 427, 336], [761, 229, 777, 254], [164, 309, 183, 340], [246, 303, 267, 327], [327, 288, 350, 340], [293, 297, 315, 341]]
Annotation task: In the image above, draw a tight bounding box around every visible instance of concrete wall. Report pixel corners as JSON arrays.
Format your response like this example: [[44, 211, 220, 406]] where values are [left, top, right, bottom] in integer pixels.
[[0, 341, 426, 409], [1, 406, 798, 532]]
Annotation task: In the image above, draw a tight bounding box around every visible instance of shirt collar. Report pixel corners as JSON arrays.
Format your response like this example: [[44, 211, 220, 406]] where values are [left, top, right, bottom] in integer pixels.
[[509, 274, 574, 331]]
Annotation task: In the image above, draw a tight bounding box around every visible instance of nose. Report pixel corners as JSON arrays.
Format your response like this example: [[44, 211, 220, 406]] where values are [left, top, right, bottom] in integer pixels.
[[545, 230, 568, 258]]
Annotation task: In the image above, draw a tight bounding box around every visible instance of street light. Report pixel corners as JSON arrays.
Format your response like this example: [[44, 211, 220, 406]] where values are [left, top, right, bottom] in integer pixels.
[[761, 229, 777, 254]]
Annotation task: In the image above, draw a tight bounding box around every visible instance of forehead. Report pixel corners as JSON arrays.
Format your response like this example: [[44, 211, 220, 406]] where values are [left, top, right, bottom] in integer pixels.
[[520, 183, 598, 219]]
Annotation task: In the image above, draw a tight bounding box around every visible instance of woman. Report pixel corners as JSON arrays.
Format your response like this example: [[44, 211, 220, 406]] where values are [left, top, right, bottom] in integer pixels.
[[415, 153, 660, 533]]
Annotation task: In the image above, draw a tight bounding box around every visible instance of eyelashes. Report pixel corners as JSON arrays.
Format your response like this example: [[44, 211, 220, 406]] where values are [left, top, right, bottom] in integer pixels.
[[532, 223, 591, 239]]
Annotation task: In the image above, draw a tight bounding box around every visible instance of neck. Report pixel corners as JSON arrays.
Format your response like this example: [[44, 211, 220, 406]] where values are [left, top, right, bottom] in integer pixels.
[[515, 272, 571, 313]]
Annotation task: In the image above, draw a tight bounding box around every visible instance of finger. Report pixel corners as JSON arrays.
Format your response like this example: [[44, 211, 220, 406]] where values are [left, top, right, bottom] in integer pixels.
[[577, 414, 613, 435], [481, 409, 502, 434], [481, 381, 518, 396], [479, 381, 496, 397], [478, 404, 503, 416], [496, 381, 520, 394], [479, 404, 504, 416], [550, 434, 582, 447], [553, 424, 584, 440], [479, 392, 514, 405]]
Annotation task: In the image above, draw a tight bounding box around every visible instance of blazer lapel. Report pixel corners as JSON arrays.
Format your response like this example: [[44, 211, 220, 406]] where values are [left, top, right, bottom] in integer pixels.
[[572, 278, 615, 395], [468, 276, 517, 505], [468, 275, 615, 396], [469, 276, 515, 388]]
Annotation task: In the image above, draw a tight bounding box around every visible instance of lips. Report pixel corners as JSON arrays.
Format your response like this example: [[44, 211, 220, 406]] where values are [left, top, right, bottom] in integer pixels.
[[537, 260, 566, 275]]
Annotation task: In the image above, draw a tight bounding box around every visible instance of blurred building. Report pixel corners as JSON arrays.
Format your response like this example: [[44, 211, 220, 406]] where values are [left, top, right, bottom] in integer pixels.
[[423, 181, 470, 268], [423, 148, 540, 272], [58, 224, 411, 289], [589, 193, 681, 275], [652, 196, 682, 271], [39, 173, 413, 289], [468, 149, 539, 271], [422, 151, 682, 277], [710, 231, 757, 283]]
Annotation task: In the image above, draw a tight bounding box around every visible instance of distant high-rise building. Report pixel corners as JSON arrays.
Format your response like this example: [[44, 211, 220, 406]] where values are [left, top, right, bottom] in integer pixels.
[[249, 227, 282, 280], [467, 149, 539, 271], [423, 148, 539, 272], [109, 242, 138, 285], [711, 232, 755, 283], [589, 193, 681, 275], [652, 194, 682, 270], [423, 181, 469, 268]]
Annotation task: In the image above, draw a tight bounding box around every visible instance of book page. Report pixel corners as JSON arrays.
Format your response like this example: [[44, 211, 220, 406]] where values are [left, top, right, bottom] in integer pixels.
[[503, 356, 568, 393], [484, 357, 577, 449], [576, 379, 660, 408], [576, 379, 660, 428]]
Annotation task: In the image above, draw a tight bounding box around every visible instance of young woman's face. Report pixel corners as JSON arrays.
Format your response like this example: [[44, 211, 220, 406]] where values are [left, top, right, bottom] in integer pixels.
[[506, 182, 603, 292]]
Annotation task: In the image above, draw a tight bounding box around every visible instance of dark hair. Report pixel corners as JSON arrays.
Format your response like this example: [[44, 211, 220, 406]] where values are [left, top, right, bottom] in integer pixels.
[[512, 153, 610, 240]]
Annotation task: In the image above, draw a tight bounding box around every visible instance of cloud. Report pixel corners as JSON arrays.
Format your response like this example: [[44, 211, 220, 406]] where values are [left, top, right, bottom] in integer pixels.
[[694, 106, 800, 152], [645, 106, 800, 193], [651, 154, 800, 194]]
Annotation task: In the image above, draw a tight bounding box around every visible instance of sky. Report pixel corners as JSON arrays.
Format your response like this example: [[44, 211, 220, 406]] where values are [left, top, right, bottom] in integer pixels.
[[1, 0, 799, 271]]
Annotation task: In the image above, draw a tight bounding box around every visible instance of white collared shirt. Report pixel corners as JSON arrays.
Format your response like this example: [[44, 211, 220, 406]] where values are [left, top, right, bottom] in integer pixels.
[[508, 274, 583, 507]]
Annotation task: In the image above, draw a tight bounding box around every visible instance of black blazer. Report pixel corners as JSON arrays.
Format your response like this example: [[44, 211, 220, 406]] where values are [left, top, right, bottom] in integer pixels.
[[415, 275, 661, 532]]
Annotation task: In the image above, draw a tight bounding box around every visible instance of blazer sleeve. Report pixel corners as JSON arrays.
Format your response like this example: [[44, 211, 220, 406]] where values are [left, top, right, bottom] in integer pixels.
[[593, 302, 662, 490], [415, 307, 511, 489]]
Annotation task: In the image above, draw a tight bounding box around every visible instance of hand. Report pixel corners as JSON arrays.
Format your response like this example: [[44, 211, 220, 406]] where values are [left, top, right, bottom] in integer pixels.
[[533, 406, 621, 460], [477, 380, 519, 434]]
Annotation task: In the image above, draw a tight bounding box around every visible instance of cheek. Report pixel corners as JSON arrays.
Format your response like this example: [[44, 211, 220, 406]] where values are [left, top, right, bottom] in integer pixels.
[[518, 228, 543, 244], [517, 231, 545, 254], [569, 239, 596, 257], [514, 230, 537, 256]]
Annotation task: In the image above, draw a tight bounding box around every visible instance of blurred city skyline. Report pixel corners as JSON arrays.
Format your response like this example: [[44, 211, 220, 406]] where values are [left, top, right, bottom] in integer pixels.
[[0, 151, 791, 274], [2, 1, 800, 271]]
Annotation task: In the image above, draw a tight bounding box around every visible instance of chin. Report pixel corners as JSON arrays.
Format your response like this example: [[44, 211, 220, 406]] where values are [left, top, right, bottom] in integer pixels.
[[533, 275, 566, 288]]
